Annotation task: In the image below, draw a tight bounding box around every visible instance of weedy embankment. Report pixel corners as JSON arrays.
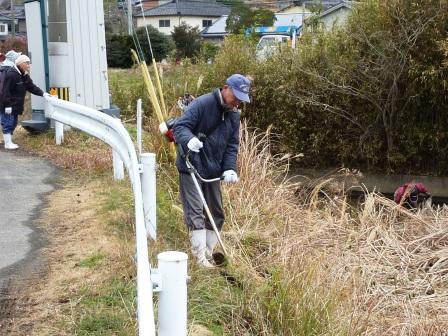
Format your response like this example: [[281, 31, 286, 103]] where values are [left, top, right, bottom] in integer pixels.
[[217, 123, 448, 335], [9, 64, 448, 335]]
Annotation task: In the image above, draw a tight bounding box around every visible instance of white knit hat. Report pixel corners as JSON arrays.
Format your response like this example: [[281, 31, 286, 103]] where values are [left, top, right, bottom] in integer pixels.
[[15, 54, 30, 66], [3, 50, 21, 67]]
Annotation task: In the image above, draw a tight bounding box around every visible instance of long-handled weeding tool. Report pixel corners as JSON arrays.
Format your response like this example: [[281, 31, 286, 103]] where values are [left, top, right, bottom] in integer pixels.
[[183, 150, 228, 259]]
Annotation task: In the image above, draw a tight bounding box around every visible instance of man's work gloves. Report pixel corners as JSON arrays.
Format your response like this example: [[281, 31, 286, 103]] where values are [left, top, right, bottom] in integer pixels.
[[187, 137, 203, 152], [222, 170, 239, 183], [43, 92, 52, 98], [4, 107, 12, 114], [186, 137, 239, 183]]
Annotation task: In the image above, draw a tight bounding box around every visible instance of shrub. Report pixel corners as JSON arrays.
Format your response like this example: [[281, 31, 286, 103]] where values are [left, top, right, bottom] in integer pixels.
[[0, 36, 27, 54], [199, 35, 257, 92], [106, 34, 133, 68], [135, 25, 175, 62], [197, 42, 220, 63], [172, 22, 202, 59]]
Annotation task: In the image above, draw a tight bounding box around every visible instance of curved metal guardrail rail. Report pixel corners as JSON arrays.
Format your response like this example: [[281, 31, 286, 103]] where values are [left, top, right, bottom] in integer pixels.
[[45, 96, 156, 336]]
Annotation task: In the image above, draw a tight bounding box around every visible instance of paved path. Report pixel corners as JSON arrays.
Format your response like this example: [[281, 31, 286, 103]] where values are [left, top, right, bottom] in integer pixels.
[[0, 150, 57, 296]]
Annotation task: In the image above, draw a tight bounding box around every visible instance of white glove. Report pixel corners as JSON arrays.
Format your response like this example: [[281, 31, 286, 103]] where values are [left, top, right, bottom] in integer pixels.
[[43, 92, 51, 98], [4, 107, 12, 114], [222, 170, 239, 183], [187, 137, 203, 152]]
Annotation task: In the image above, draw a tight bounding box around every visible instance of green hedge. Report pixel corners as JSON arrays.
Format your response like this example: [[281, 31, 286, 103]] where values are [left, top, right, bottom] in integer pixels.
[[106, 26, 175, 68], [106, 34, 133, 68]]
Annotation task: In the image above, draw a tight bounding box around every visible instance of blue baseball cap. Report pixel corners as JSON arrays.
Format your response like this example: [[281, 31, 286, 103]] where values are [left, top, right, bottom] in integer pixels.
[[226, 74, 251, 103]]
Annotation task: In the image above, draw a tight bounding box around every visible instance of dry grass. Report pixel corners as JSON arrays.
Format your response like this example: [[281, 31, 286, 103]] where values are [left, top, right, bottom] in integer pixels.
[[220, 122, 448, 335], [4, 174, 135, 335], [15, 127, 113, 173], [11, 108, 448, 335]]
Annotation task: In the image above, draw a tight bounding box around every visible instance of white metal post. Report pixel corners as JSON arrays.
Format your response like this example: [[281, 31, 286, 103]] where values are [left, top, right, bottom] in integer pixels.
[[137, 99, 142, 155], [55, 121, 64, 145], [113, 150, 125, 180], [157, 251, 188, 336], [140, 153, 156, 240]]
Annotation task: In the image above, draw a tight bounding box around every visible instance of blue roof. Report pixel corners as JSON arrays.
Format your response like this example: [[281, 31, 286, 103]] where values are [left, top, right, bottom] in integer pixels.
[[248, 26, 299, 35]]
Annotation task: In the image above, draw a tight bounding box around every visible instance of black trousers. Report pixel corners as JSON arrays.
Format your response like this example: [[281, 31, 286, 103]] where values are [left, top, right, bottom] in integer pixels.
[[179, 173, 224, 231]]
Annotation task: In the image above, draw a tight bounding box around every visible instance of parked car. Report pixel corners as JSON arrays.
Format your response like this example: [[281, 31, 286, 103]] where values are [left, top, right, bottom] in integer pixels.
[[252, 26, 300, 61]]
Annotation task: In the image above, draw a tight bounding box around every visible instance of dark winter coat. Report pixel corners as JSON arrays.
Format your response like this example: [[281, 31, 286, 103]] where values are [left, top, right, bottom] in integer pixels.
[[2, 66, 44, 115], [173, 88, 240, 179]]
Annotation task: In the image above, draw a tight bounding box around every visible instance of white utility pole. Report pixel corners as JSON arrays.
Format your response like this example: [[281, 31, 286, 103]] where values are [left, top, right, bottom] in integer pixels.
[[11, 0, 15, 37], [128, 0, 133, 35]]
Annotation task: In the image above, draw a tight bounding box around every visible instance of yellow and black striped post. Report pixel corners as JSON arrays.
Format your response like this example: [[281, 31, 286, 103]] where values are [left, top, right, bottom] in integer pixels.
[[49, 87, 69, 101]]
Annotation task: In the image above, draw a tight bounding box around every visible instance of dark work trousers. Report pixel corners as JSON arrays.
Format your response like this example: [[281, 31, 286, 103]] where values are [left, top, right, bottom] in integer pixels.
[[0, 112, 18, 134], [179, 173, 225, 231]]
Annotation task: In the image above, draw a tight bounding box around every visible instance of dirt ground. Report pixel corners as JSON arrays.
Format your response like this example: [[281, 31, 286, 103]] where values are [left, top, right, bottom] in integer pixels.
[[0, 174, 124, 335]]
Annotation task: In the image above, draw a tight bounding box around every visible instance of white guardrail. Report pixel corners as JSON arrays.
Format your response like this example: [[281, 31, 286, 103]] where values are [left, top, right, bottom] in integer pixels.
[[44, 96, 188, 336]]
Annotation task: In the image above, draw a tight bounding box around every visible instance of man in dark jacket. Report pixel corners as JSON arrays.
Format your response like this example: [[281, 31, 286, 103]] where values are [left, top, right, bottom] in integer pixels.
[[1, 54, 49, 149], [173, 74, 251, 267]]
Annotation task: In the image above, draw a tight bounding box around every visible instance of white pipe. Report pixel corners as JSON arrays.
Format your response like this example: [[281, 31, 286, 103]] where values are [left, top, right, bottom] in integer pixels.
[[291, 28, 297, 49], [137, 99, 142, 155], [157, 251, 188, 336], [140, 153, 156, 240], [55, 121, 64, 145], [113, 149, 125, 180]]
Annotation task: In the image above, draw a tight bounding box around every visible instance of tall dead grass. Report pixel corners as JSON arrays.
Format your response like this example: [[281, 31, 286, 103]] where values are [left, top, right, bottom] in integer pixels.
[[222, 122, 448, 335]]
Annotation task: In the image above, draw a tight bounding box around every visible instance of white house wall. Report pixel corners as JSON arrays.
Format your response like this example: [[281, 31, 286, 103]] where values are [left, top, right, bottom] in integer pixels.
[[24, 1, 46, 111], [66, 0, 109, 109], [321, 7, 352, 30], [136, 15, 218, 34]]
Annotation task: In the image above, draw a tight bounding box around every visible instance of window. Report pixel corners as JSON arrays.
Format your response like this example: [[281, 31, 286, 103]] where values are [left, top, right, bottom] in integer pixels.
[[159, 20, 170, 28], [202, 19, 212, 28], [48, 0, 67, 42], [0, 24, 6, 33]]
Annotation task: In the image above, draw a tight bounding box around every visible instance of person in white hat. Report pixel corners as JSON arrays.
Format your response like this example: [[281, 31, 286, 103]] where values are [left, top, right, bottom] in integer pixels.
[[1, 54, 50, 149], [1, 50, 21, 68]]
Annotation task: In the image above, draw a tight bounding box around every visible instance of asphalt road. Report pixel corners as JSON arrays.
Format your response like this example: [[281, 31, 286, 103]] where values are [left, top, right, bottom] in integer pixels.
[[0, 150, 58, 296]]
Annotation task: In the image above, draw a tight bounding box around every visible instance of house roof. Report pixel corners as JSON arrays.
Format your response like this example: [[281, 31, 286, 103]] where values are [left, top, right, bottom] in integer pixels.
[[274, 12, 311, 26], [201, 15, 228, 37], [135, 0, 231, 18], [318, 1, 354, 19], [278, 0, 342, 13], [201, 12, 312, 38], [0, 13, 11, 21], [0, 5, 26, 20]]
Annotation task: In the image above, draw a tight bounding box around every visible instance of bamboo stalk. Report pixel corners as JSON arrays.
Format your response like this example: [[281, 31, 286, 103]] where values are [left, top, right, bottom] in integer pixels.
[[152, 58, 167, 119], [131, 49, 176, 160]]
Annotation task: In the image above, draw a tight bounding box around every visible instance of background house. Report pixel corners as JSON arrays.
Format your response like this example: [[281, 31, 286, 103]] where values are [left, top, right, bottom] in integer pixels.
[[135, 0, 230, 35], [277, 0, 346, 12], [0, 5, 26, 40], [201, 12, 312, 44], [0, 13, 10, 40], [138, 0, 171, 10], [304, 1, 354, 30]]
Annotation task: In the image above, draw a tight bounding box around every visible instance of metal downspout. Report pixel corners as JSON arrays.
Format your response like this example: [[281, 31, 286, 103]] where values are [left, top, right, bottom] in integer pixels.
[[39, 0, 49, 91]]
